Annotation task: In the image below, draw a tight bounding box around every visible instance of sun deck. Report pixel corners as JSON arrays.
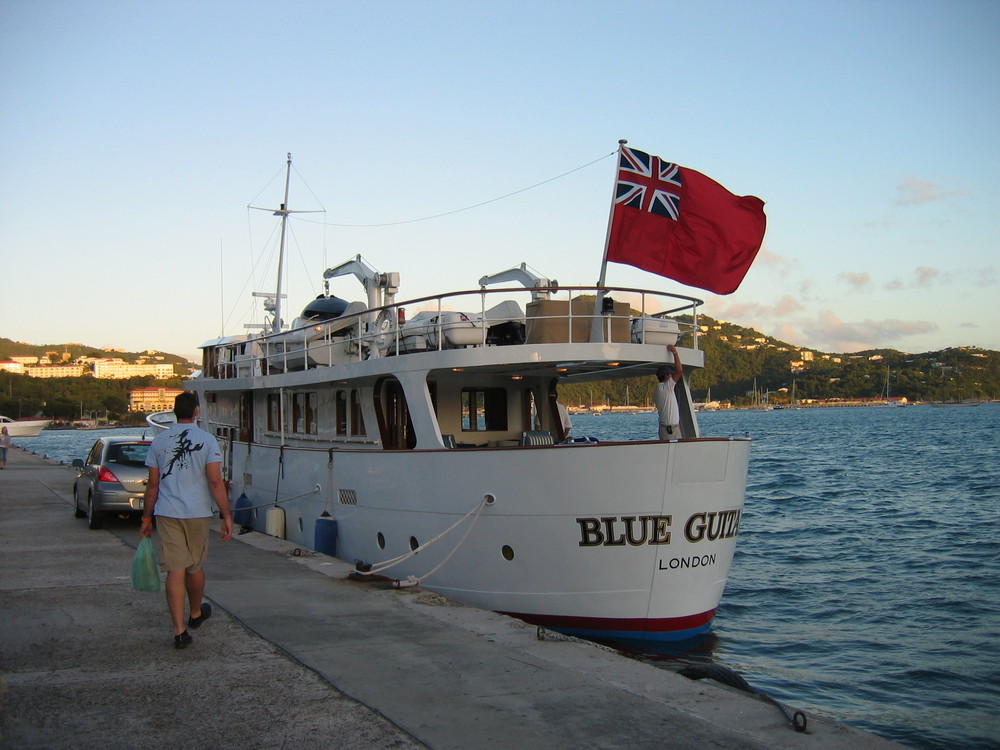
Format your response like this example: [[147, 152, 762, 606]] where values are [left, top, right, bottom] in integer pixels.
[[201, 284, 704, 382]]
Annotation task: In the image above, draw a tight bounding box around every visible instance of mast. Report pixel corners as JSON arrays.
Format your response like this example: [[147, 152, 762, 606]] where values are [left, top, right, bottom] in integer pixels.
[[248, 153, 324, 335], [272, 152, 293, 334]]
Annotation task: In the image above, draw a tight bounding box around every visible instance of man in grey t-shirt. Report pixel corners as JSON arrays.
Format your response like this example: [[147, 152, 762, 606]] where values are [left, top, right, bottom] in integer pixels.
[[142, 392, 233, 649]]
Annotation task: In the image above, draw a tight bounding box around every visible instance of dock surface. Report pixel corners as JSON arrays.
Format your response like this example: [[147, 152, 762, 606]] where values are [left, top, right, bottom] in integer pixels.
[[0, 447, 904, 749]]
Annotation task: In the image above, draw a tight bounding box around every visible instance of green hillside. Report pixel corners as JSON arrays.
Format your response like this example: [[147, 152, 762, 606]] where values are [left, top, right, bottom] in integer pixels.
[[556, 315, 1000, 408], [0, 338, 191, 368], [2, 323, 998, 424], [0, 337, 190, 423]]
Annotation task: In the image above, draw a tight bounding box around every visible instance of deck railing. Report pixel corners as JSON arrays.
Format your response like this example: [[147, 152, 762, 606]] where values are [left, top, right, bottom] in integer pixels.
[[204, 286, 702, 380]]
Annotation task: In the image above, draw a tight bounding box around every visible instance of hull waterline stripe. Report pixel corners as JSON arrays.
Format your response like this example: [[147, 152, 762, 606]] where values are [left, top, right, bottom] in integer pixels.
[[552, 623, 713, 643], [499, 608, 716, 635]]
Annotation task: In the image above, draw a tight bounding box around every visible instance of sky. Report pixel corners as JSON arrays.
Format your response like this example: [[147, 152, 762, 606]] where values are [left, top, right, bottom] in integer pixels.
[[2, 0, 998, 361]]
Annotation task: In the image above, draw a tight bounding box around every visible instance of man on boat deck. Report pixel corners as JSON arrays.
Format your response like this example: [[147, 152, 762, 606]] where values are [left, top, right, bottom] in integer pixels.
[[141, 392, 233, 649], [654, 344, 683, 440], [556, 401, 572, 440]]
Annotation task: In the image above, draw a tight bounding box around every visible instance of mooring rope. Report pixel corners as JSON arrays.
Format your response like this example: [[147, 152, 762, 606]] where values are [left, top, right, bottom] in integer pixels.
[[355, 498, 489, 583], [677, 663, 808, 732], [230, 484, 321, 514]]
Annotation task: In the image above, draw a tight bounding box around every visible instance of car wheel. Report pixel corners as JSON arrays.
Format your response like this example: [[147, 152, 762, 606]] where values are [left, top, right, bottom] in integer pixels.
[[73, 486, 86, 518], [87, 494, 103, 530]]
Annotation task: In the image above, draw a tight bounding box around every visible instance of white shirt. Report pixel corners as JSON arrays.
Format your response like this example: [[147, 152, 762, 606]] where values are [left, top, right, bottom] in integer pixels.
[[654, 378, 680, 426]]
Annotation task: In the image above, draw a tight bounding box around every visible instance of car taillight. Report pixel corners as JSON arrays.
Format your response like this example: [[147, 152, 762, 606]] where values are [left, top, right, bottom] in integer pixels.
[[98, 467, 120, 483]]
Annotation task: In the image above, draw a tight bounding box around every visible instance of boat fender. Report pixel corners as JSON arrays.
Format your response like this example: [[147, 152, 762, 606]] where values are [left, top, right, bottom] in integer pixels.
[[233, 493, 253, 527], [314, 511, 338, 557], [265, 506, 285, 539]]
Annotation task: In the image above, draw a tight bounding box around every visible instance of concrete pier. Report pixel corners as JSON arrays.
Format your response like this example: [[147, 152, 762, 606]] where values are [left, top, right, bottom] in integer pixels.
[[0, 447, 904, 749]]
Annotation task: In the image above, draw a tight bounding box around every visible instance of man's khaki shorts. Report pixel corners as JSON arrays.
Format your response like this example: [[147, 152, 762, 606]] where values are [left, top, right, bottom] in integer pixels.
[[157, 516, 211, 573]]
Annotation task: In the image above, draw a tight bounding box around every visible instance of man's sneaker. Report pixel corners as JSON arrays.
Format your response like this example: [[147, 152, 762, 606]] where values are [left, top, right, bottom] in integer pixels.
[[174, 630, 193, 649], [188, 603, 212, 629]]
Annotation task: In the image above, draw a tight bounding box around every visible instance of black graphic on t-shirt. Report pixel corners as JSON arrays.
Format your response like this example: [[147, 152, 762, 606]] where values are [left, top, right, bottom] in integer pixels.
[[161, 429, 205, 479]]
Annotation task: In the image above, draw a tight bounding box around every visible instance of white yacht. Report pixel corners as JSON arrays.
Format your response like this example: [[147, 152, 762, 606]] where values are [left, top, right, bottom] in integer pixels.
[[186, 158, 751, 643]]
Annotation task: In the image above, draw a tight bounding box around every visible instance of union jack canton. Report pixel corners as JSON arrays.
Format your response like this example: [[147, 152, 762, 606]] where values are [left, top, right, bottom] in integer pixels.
[[614, 146, 681, 221]]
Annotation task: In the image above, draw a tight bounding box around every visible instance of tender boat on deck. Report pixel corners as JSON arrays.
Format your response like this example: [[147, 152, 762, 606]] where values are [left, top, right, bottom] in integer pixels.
[[145, 411, 177, 433], [189, 243, 750, 642]]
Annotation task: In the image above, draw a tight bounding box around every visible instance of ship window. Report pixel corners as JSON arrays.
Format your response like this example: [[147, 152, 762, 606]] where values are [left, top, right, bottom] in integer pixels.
[[239, 392, 253, 443], [461, 387, 508, 431], [267, 393, 281, 432], [291, 391, 317, 435], [293, 393, 303, 433], [335, 391, 348, 436], [350, 390, 365, 436]]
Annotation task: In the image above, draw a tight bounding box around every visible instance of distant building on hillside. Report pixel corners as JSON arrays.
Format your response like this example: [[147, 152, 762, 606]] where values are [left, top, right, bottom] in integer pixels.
[[88, 358, 175, 379], [129, 387, 184, 413], [19, 358, 175, 379], [25, 364, 86, 378]]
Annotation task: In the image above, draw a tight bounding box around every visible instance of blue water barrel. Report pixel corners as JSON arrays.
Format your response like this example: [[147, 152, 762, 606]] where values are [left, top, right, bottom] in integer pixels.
[[233, 493, 252, 527], [314, 512, 338, 556]]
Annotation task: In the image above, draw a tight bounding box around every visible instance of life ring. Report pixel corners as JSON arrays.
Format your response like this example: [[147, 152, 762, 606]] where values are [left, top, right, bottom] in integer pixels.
[[367, 310, 395, 359]]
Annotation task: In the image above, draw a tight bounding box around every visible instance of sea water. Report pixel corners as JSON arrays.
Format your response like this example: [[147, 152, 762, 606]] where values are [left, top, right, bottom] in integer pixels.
[[18, 406, 1000, 749], [573, 405, 1000, 750]]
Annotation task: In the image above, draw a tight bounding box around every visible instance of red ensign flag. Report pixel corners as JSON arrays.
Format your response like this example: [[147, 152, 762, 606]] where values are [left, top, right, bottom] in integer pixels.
[[606, 146, 766, 295]]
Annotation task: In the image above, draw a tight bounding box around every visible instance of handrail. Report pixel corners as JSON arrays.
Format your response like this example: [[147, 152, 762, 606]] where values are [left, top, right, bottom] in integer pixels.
[[204, 285, 703, 379]]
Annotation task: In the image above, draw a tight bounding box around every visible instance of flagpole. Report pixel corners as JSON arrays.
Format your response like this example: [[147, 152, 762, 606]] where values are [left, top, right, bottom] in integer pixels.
[[590, 139, 627, 342]]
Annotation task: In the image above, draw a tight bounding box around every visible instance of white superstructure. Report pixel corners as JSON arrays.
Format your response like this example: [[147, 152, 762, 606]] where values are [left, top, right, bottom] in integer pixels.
[[191, 252, 750, 643]]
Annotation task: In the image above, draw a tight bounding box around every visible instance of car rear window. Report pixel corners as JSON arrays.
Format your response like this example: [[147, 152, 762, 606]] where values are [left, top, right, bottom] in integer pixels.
[[108, 443, 151, 467]]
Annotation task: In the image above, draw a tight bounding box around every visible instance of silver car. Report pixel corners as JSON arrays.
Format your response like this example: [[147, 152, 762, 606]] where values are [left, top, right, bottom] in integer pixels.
[[72, 437, 151, 529]]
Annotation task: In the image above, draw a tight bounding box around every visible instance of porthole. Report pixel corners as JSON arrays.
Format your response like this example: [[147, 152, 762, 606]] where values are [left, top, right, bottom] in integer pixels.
[[377, 532, 385, 549], [409, 536, 419, 551], [501, 545, 514, 561]]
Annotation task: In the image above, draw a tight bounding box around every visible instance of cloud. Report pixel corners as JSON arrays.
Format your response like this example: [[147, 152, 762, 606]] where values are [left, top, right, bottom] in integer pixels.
[[752, 244, 799, 278], [771, 323, 804, 345], [837, 271, 871, 291], [863, 216, 896, 232], [913, 266, 942, 287], [800, 310, 938, 352], [972, 266, 997, 287], [707, 293, 946, 352], [883, 266, 949, 291], [712, 294, 805, 323], [893, 176, 962, 206]]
